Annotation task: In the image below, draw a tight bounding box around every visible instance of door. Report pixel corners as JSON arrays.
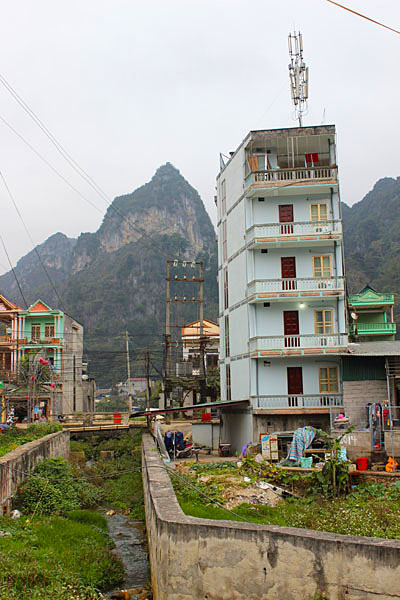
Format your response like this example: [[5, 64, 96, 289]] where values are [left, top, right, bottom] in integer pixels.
[[281, 257, 296, 290], [287, 367, 303, 406], [283, 310, 299, 347], [279, 204, 294, 234]]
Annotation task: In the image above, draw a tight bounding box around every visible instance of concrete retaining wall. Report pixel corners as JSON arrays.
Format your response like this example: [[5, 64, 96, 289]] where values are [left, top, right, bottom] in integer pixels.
[[142, 433, 400, 600], [0, 430, 70, 509]]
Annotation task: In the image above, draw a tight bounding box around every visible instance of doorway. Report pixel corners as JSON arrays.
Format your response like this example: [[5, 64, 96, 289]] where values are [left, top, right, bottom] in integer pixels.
[[283, 310, 299, 347], [287, 366, 303, 407]]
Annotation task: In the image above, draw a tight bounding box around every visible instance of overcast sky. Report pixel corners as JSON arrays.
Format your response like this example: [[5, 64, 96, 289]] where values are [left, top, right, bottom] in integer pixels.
[[0, 0, 399, 274]]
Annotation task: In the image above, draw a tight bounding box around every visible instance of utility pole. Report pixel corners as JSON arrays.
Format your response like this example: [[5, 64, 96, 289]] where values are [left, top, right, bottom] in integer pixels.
[[164, 259, 204, 410], [164, 261, 172, 411], [145, 350, 151, 412], [199, 261, 206, 405], [125, 331, 133, 413]]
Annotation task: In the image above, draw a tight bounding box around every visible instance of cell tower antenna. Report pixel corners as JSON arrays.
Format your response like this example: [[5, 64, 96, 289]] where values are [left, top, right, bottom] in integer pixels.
[[288, 31, 309, 127]]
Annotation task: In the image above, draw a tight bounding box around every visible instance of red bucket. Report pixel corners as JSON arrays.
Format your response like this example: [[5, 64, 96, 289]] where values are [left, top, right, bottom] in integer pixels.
[[201, 412, 211, 422], [356, 457, 368, 471], [113, 413, 122, 424]]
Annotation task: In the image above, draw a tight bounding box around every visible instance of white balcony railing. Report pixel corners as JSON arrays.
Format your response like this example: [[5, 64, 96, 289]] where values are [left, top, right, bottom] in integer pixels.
[[253, 394, 343, 409], [247, 166, 338, 187], [248, 277, 344, 297], [246, 220, 342, 243], [249, 334, 348, 353]]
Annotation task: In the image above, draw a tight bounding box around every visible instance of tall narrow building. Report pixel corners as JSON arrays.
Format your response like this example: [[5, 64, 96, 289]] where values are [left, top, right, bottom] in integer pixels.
[[217, 125, 348, 451]]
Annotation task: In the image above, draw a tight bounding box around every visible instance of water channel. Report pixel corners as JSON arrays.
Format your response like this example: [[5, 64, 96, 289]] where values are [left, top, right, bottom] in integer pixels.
[[106, 513, 150, 596]]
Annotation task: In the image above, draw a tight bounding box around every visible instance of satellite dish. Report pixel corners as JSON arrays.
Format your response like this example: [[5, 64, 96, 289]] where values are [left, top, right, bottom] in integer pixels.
[[351, 312, 358, 320]]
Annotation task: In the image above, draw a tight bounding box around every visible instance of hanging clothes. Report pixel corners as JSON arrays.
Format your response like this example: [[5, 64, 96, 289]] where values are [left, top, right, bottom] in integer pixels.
[[286, 426, 316, 464]]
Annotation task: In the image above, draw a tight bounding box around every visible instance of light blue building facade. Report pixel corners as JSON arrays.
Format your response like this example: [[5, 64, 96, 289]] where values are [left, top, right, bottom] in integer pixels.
[[217, 125, 348, 451]]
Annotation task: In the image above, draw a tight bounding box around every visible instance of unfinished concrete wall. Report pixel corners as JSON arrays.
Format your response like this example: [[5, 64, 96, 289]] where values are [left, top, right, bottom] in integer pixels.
[[0, 430, 70, 509], [343, 380, 387, 426], [339, 431, 372, 461], [142, 434, 400, 600], [253, 413, 330, 439]]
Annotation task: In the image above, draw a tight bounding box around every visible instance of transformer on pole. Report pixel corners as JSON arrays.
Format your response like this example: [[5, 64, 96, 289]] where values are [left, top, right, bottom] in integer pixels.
[[288, 31, 309, 127]]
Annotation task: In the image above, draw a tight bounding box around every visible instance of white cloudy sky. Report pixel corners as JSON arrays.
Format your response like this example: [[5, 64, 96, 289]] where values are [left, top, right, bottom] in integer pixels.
[[0, 0, 399, 274]]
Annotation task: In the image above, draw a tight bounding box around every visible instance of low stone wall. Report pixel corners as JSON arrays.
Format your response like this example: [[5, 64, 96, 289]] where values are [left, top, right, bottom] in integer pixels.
[[0, 430, 70, 509], [142, 434, 400, 600]]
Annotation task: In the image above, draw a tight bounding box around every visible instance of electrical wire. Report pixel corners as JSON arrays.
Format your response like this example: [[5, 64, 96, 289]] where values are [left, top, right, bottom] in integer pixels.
[[0, 170, 67, 312], [325, 0, 400, 35], [0, 231, 28, 308]]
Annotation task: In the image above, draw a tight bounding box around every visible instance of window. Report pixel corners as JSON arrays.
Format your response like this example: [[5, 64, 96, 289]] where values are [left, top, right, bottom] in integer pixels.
[[222, 221, 227, 262], [226, 364, 231, 401], [223, 267, 229, 310], [319, 367, 338, 393], [221, 180, 226, 216], [31, 325, 41, 341], [310, 203, 328, 221], [312, 255, 331, 278], [224, 315, 230, 357], [314, 310, 333, 334], [45, 324, 55, 339]]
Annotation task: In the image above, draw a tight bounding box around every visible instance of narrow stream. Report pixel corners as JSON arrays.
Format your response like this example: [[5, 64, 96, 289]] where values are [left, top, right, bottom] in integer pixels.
[[106, 513, 151, 596]]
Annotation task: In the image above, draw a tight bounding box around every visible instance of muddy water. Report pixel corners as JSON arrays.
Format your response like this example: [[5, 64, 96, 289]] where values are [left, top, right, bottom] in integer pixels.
[[106, 513, 150, 593]]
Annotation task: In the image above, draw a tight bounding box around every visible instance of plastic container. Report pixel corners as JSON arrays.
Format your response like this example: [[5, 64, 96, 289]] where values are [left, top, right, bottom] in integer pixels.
[[201, 412, 211, 422], [113, 413, 122, 424], [300, 457, 313, 468], [356, 457, 368, 471]]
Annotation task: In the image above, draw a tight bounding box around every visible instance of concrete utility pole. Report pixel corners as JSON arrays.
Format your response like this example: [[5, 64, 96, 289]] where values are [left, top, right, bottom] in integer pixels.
[[199, 261, 206, 405], [164, 259, 205, 409], [125, 331, 133, 413], [164, 260, 172, 411], [145, 350, 151, 412]]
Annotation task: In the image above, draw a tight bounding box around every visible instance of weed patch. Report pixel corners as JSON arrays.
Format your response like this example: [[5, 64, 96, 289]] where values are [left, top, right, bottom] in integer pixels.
[[0, 423, 62, 457]]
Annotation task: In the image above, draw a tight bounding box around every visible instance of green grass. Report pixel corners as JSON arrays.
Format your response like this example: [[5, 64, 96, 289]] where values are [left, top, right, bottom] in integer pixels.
[[174, 470, 400, 539], [80, 430, 145, 519], [0, 512, 124, 599], [0, 423, 62, 457]]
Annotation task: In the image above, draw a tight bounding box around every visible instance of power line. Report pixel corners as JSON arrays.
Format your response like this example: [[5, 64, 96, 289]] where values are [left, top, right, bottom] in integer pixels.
[[0, 115, 103, 215], [0, 232, 28, 308], [326, 0, 400, 35], [0, 170, 67, 312], [0, 89, 189, 260]]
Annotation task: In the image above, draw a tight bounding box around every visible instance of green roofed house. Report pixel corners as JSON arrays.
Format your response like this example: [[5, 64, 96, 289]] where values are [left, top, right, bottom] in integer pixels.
[[17, 299, 85, 417], [348, 285, 396, 342]]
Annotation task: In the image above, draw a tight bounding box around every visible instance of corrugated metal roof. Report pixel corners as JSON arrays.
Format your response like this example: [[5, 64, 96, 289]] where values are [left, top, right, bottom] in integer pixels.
[[347, 341, 400, 356]]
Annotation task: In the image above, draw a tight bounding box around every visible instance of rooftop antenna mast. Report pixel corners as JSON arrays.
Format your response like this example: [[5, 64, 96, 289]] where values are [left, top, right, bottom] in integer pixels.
[[288, 31, 309, 127]]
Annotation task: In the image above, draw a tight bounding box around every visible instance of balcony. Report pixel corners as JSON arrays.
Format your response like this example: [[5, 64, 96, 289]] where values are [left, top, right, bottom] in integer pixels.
[[0, 336, 13, 346], [19, 338, 62, 347], [245, 166, 338, 196], [246, 220, 342, 248], [349, 322, 396, 336], [247, 276, 345, 303], [249, 333, 348, 357], [0, 372, 17, 383], [252, 394, 343, 411]]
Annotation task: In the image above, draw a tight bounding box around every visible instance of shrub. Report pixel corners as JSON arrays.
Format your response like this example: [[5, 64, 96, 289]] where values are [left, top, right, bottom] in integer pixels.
[[16, 457, 103, 515]]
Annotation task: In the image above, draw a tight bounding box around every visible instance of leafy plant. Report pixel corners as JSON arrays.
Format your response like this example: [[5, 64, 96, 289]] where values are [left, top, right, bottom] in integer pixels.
[[312, 427, 354, 497]]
